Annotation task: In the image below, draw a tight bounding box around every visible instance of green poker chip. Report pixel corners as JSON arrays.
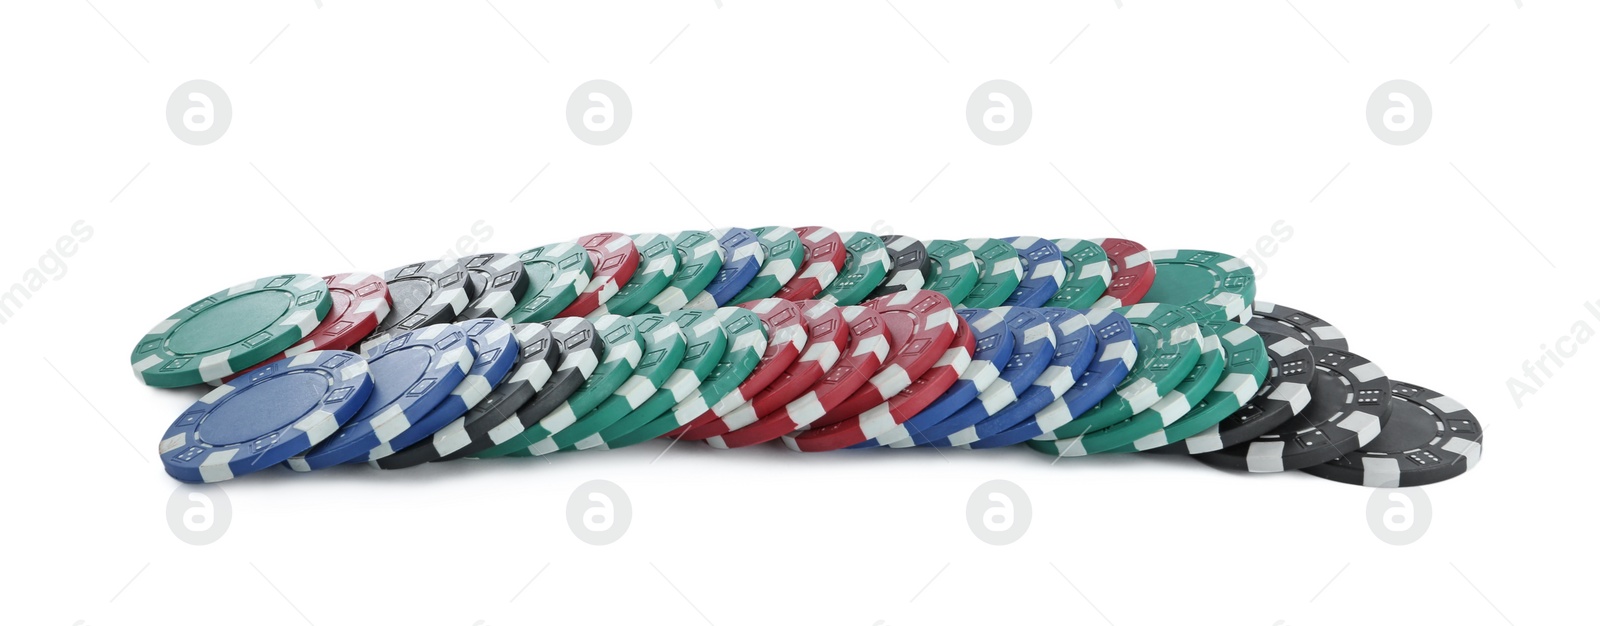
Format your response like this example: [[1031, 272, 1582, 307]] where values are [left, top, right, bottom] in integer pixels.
[[588, 233, 680, 317], [1108, 321, 1271, 452], [924, 239, 981, 305], [575, 309, 730, 450], [476, 314, 644, 457], [1141, 249, 1257, 323], [957, 238, 1023, 308], [636, 230, 725, 314], [508, 242, 593, 323], [1044, 238, 1112, 309], [131, 274, 332, 388], [816, 231, 891, 306], [728, 226, 805, 305], [1044, 303, 1204, 439], [527, 313, 688, 454]]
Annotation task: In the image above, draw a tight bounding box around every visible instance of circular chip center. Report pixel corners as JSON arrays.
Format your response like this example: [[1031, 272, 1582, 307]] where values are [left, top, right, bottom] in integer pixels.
[[1357, 396, 1433, 452], [1141, 263, 1215, 307], [196, 371, 329, 445], [167, 290, 294, 355], [357, 346, 436, 418], [384, 277, 436, 326]]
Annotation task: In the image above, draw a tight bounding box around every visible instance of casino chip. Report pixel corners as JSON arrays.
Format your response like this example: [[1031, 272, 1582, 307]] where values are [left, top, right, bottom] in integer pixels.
[[818, 290, 960, 427], [1157, 331, 1315, 455], [1044, 238, 1113, 309], [1001, 237, 1067, 308], [1090, 238, 1155, 309], [132, 274, 332, 388], [1194, 345, 1392, 473], [702, 305, 892, 448], [557, 233, 641, 317], [508, 242, 593, 323], [671, 299, 808, 440], [638, 230, 725, 314], [1042, 303, 1203, 440], [367, 260, 472, 344], [775, 226, 846, 301], [457, 253, 532, 320], [216, 272, 390, 384], [938, 307, 1096, 447], [868, 235, 929, 297], [576, 309, 730, 450], [1102, 322, 1270, 453], [971, 307, 1138, 449], [286, 323, 476, 471], [783, 313, 975, 452], [683, 301, 848, 440], [1301, 381, 1482, 487], [1248, 301, 1349, 351], [482, 315, 645, 457], [849, 308, 1015, 448], [1140, 249, 1255, 323], [1035, 320, 1227, 456], [365, 318, 520, 461], [373, 322, 561, 469], [922, 239, 981, 305], [686, 227, 766, 308], [958, 238, 1024, 308], [728, 226, 807, 305], [589, 233, 680, 317], [526, 314, 688, 454], [817, 231, 892, 306], [894, 307, 1056, 447], [159, 350, 373, 482]]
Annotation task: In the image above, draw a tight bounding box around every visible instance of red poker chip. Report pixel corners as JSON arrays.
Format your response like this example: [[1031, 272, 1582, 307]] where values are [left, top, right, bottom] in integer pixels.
[[1090, 237, 1155, 309], [774, 226, 847, 302], [783, 314, 976, 452], [689, 300, 850, 439], [556, 232, 641, 317], [217, 272, 391, 383], [813, 289, 959, 427], [668, 298, 807, 440], [702, 305, 892, 449]]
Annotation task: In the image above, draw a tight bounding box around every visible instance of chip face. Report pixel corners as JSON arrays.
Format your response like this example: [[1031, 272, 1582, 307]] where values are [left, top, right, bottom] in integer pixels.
[[132, 273, 333, 388]]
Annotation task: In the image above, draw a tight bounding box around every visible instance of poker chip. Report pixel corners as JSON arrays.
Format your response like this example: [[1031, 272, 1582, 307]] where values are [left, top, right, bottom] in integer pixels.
[[783, 313, 975, 452], [286, 323, 476, 471], [526, 314, 688, 455], [456, 253, 532, 320], [557, 233, 642, 317], [1105, 322, 1270, 453], [1036, 320, 1227, 456], [577, 310, 729, 450], [895, 307, 1055, 447], [364, 318, 520, 461], [132, 273, 332, 388], [372, 322, 561, 469], [922, 239, 981, 305], [1044, 238, 1112, 309], [1301, 380, 1482, 487], [818, 290, 960, 426], [1140, 249, 1255, 323], [1089, 238, 1155, 309], [1195, 345, 1392, 473], [686, 227, 766, 308], [939, 307, 1096, 447], [1042, 303, 1203, 440], [1158, 332, 1315, 455], [774, 226, 846, 301], [701, 305, 891, 448], [686, 301, 848, 439], [1247, 301, 1349, 351], [671, 299, 808, 440], [158, 350, 373, 483], [728, 226, 807, 305], [481, 314, 645, 457], [868, 235, 929, 297], [638, 230, 725, 314], [589, 233, 680, 317], [215, 272, 390, 384], [850, 308, 1015, 448], [970, 307, 1138, 449], [367, 259, 473, 345], [817, 231, 891, 306], [508, 242, 593, 323], [1000, 237, 1067, 308], [958, 238, 1024, 308]]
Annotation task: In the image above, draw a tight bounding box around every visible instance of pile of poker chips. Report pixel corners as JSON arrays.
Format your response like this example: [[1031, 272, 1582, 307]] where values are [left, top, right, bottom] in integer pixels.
[[134, 229, 1483, 487]]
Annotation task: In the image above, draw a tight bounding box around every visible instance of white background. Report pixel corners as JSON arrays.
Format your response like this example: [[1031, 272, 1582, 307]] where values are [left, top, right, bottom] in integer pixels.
[[1, 1, 1593, 625]]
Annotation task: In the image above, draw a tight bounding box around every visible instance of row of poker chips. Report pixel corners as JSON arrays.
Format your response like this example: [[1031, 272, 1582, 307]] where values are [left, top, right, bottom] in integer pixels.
[[134, 229, 1482, 488]]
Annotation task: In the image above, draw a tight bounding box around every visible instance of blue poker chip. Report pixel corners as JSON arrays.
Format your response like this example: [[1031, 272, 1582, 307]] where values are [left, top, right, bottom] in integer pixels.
[[849, 308, 1016, 449], [1000, 237, 1067, 308], [159, 350, 374, 483], [685, 227, 765, 308], [362, 318, 520, 462], [974, 307, 1141, 448], [945, 307, 1097, 447], [892, 307, 1056, 447], [285, 323, 477, 472]]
